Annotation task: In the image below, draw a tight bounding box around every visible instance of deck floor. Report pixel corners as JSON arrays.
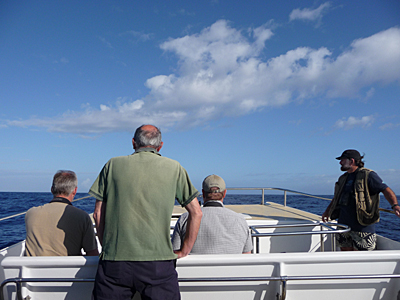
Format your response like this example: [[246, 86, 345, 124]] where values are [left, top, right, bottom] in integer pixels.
[[172, 202, 321, 222], [91, 203, 321, 222]]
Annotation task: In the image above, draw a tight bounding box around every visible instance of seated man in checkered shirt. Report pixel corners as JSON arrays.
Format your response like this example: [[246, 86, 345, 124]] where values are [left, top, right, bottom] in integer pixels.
[[172, 175, 253, 254]]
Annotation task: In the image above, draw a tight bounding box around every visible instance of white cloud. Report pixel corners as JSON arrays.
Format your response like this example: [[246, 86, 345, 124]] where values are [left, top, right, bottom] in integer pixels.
[[7, 21, 400, 134], [289, 2, 331, 24], [325, 27, 400, 98], [117, 99, 144, 113], [334, 115, 375, 130], [121, 30, 153, 42], [7, 99, 183, 134], [364, 87, 375, 101], [98, 36, 113, 49], [380, 122, 400, 130], [80, 178, 93, 190], [100, 105, 110, 111], [60, 57, 69, 64]]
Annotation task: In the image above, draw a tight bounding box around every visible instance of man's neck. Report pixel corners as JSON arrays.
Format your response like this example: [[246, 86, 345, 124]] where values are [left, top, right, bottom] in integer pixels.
[[204, 199, 223, 203], [347, 166, 359, 174], [203, 200, 224, 207], [135, 146, 158, 152], [54, 195, 73, 203]]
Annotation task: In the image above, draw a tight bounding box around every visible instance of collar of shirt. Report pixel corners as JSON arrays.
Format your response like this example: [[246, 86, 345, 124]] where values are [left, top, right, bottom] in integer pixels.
[[203, 200, 224, 207], [50, 197, 72, 205], [133, 147, 161, 156]]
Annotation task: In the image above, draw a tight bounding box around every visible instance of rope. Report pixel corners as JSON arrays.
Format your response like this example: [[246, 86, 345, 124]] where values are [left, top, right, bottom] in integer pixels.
[[380, 208, 395, 214], [71, 195, 92, 203], [0, 195, 94, 222], [0, 211, 27, 222]]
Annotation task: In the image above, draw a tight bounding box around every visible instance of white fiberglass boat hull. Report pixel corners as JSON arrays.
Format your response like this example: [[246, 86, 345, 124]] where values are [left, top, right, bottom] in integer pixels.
[[1, 202, 400, 300], [1, 251, 400, 300]]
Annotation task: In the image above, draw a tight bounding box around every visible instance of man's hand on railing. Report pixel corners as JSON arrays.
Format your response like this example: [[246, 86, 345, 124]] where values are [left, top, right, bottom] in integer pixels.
[[321, 210, 329, 222]]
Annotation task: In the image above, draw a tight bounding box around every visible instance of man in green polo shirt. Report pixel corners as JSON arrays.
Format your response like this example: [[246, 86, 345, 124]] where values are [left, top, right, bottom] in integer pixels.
[[90, 124, 202, 300]]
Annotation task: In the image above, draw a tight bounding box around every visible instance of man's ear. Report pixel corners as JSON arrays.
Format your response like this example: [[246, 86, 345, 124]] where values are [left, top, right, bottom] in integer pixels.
[[71, 187, 78, 198], [156, 141, 164, 152], [132, 138, 136, 150]]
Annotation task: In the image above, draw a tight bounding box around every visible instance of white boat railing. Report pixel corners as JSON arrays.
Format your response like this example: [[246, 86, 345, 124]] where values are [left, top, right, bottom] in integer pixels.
[[0, 188, 395, 223], [0, 278, 95, 300], [225, 187, 397, 214], [249, 222, 349, 253], [2, 273, 400, 300], [226, 187, 332, 206], [170, 222, 350, 253]]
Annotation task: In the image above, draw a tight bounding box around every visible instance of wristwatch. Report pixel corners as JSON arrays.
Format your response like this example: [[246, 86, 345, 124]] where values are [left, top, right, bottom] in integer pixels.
[[391, 204, 399, 209]]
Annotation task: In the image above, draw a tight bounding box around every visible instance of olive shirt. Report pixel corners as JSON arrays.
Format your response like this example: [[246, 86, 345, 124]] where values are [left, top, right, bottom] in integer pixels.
[[25, 197, 97, 256], [89, 147, 199, 261]]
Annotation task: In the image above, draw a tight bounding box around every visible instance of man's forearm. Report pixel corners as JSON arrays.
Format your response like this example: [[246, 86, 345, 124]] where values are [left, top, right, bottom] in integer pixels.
[[93, 200, 105, 245], [382, 187, 400, 217], [175, 198, 202, 258], [383, 187, 398, 206], [180, 211, 202, 256]]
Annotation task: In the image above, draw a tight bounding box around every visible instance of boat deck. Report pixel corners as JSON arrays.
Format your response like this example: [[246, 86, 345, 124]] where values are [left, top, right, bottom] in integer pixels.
[[4, 202, 400, 300], [172, 202, 321, 222]]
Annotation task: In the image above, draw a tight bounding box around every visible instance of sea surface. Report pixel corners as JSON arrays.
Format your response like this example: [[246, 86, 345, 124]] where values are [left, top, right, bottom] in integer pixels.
[[1, 192, 399, 250]]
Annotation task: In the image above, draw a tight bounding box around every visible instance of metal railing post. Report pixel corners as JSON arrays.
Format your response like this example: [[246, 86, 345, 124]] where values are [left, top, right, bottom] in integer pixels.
[[320, 224, 324, 252], [16, 281, 22, 300], [280, 278, 287, 300], [262, 189, 265, 205], [332, 233, 337, 252]]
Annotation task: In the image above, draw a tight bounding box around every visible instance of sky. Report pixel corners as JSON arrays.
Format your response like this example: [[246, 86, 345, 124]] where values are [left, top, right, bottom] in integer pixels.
[[1, 0, 400, 195]]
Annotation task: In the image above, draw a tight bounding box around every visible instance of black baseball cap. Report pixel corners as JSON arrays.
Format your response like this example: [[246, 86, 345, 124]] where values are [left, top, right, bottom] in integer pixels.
[[336, 149, 361, 160]]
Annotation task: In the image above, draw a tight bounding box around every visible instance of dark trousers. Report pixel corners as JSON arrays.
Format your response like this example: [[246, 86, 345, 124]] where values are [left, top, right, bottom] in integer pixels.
[[92, 259, 180, 300]]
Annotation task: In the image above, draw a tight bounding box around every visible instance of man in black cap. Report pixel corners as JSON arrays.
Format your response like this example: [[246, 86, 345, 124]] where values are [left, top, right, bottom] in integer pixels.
[[322, 149, 400, 251]]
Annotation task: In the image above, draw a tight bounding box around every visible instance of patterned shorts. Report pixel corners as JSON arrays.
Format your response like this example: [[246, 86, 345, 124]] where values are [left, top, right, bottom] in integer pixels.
[[336, 231, 376, 251]]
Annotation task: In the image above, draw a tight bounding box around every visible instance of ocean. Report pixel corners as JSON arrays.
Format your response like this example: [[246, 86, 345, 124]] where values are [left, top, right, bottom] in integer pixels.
[[1, 192, 399, 250]]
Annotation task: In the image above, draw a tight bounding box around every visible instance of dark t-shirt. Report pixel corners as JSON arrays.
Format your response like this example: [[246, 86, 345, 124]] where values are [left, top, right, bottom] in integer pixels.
[[338, 170, 388, 232]]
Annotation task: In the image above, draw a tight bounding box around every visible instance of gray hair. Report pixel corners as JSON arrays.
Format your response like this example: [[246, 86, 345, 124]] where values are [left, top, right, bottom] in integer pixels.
[[51, 170, 77, 196], [133, 125, 162, 149]]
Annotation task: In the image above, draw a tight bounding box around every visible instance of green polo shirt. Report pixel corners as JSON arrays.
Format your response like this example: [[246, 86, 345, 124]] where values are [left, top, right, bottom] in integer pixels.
[[89, 147, 198, 261]]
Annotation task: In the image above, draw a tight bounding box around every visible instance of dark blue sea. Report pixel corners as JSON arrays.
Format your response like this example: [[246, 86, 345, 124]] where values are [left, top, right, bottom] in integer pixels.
[[1, 192, 399, 249]]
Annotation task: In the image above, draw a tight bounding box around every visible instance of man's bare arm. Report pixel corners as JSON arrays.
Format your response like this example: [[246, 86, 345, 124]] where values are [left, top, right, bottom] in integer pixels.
[[382, 187, 400, 217], [174, 198, 202, 259], [93, 200, 106, 245]]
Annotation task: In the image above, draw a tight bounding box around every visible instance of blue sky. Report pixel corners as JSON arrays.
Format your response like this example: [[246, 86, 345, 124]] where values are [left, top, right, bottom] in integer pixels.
[[1, 0, 400, 195]]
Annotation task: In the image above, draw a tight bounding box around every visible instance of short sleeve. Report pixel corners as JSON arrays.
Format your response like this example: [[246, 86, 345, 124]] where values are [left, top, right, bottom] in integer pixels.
[[88, 161, 110, 201], [175, 166, 199, 207], [368, 171, 388, 195]]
